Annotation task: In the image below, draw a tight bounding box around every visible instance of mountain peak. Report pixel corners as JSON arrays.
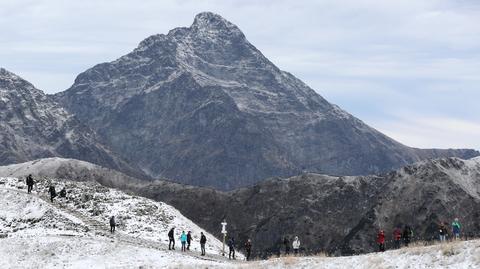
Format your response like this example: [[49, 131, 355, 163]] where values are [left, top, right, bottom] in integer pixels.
[[191, 12, 243, 37]]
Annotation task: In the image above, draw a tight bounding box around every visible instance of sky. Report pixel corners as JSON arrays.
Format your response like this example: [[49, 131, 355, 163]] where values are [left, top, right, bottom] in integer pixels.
[[1, 0, 479, 150]]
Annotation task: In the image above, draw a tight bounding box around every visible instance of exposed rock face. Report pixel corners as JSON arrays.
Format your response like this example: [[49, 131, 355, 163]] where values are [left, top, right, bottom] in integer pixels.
[[7, 156, 479, 257], [0, 68, 145, 178], [55, 12, 479, 190]]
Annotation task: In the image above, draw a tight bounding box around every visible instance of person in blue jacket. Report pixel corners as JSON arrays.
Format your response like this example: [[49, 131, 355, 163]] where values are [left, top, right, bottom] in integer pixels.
[[180, 231, 187, 252]]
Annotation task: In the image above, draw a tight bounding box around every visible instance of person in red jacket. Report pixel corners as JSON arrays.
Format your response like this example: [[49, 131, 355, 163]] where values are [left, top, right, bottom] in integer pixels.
[[393, 227, 402, 249], [377, 230, 386, 252]]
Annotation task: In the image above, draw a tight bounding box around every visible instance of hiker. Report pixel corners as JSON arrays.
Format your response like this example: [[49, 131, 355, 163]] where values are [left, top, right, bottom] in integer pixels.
[[228, 237, 236, 260], [452, 218, 461, 240], [292, 236, 300, 255], [377, 230, 385, 252], [283, 236, 290, 255], [439, 222, 447, 242], [186, 231, 192, 250], [59, 188, 67, 198], [393, 227, 402, 249], [26, 174, 34, 194], [402, 225, 412, 247], [48, 185, 57, 202], [180, 231, 187, 252], [168, 228, 175, 250], [200, 232, 207, 256], [245, 238, 252, 261], [110, 216, 116, 233], [452, 218, 462, 240]]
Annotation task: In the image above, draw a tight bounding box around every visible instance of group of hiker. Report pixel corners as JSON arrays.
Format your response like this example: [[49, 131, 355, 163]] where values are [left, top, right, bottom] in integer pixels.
[[166, 227, 256, 260], [167, 228, 208, 256], [25, 174, 66, 202], [376, 219, 462, 252], [282, 236, 301, 255]]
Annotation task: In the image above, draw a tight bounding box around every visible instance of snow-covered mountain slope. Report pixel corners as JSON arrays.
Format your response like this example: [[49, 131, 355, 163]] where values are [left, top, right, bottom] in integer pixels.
[[0, 68, 145, 180], [0, 157, 144, 189], [0, 176, 241, 268], [54, 12, 479, 190]]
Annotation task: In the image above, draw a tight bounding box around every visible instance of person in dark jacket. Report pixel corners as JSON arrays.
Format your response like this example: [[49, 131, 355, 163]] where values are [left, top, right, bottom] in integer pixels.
[[228, 237, 236, 260], [376, 230, 385, 252], [168, 228, 175, 250], [403, 225, 413, 246], [439, 222, 447, 242], [186, 231, 192, 250], [200, 232, 207, 256], [48, 185, 57, 202], [283, 237, 290, 255], [26, 175, 34, 194], [245, 238, 252, 261], [110, 216, 116, 233], [59, 188, 67, 198], [393, 227, 402, 249]]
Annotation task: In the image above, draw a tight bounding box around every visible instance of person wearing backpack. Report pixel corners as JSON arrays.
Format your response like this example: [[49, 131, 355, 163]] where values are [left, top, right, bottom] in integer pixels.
[[283, 236, 290, 255], [439, 222, 447, 242], [168, 228, 175, 250], [376, 230, 386, 252], [200, 232, 207, 256], [452, 218, 461, 240], [228, 237, 236, 260], [244, 238, 252, 261], [180, 231, 187, 252], [186, 231, 192, 250], [26, 174, 34, 194], [292, 236, 300, 255], [402, 225, 413, 246], [109, 216, 116, 233], [48, 185, 57, 202], [393, 227, 402, 249]]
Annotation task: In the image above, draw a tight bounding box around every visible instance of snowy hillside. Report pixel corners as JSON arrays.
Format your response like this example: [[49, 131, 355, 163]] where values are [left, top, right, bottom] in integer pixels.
[[0, 176, 242, 268]]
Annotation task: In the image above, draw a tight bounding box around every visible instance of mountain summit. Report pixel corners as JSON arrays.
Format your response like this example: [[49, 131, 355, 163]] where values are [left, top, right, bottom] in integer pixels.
[[54, 12, 479, 190]]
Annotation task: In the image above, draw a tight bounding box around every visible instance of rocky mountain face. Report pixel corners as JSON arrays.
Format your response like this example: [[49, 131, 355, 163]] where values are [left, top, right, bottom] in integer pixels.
[[0, 68, 145, 178], [54, 12, 478, 190], [5, 156, 480, 256]]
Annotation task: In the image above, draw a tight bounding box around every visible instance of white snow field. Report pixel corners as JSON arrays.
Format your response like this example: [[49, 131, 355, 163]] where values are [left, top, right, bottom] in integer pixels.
[[2, 175, 480, 268]]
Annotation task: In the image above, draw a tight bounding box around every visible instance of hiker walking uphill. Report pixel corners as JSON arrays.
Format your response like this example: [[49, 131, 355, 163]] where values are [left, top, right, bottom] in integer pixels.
[[393, 227, 402, 249], [186, 231, 192, 250], [439, 222, 447, 242], [168, 228, 175, 250], [376, 230, 385, 252], [292, 236, 301, 255], [228, 237, 236, 260], [48, 185, 57, 202], [403, 225, 413, 247], [200, 232, 207, 256], [180, 231, 187, 252], [25, 174, 34, 194], [452, 218, 461, 240], [244, 239, 252, 261], [283, 237, 290, 255], [110, 216, 116, 233]]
